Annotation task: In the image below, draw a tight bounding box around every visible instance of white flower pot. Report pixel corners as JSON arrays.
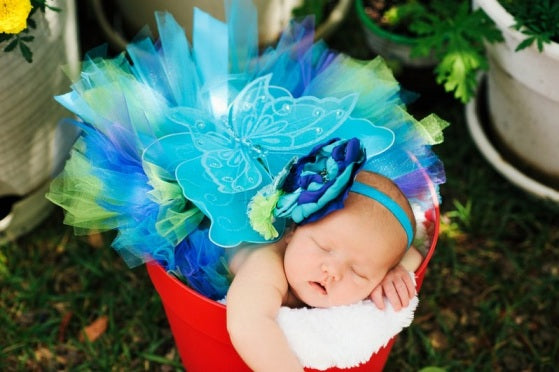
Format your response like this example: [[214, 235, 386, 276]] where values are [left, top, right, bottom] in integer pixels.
[[473, 0, 559, 183], [0, 0, 80, 242]]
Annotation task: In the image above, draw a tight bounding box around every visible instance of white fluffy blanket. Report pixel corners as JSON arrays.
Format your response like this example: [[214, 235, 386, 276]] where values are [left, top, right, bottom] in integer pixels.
[[277, 293, 418, 370], [222, 273, 419, 370]]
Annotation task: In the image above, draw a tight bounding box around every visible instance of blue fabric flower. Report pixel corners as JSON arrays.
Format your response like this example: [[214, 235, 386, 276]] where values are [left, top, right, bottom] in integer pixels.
[[274, 137, 366, 224], [173, 225, 231, 300]]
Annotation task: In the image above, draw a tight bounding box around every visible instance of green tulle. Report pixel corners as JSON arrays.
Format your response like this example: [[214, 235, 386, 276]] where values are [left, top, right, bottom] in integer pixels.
[[418, 114, 449, 145], [47, 147, 118, 233]]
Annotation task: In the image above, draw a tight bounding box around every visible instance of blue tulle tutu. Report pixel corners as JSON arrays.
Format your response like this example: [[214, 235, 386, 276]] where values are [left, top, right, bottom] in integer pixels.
[[47, 0, 447, 299]]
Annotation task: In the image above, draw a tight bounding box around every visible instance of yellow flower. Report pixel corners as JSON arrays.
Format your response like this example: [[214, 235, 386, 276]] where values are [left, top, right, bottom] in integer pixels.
[[0, 0, 33, 34]]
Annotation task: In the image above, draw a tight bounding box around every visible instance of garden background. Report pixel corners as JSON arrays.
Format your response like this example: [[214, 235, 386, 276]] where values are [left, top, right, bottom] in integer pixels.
[[1, 2, 558, 370]]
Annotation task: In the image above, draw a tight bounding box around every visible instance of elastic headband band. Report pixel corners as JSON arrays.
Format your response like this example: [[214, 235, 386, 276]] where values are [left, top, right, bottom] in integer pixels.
[[350, 181, 414, 248]]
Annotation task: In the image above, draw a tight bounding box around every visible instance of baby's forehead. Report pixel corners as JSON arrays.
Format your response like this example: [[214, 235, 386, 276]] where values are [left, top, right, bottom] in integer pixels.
[[350, 173, 404, 202], [320, 207, 399, 244], [346, 173, 415, 223]]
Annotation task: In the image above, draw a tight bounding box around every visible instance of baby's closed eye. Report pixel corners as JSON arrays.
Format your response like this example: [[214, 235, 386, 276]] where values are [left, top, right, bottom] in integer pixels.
[[317, 244, 331, 253], [351, 267, 369, 281]]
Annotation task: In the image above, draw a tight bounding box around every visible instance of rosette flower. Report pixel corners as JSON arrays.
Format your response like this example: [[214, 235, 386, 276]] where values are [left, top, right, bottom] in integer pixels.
[[275, 137, 366, 224], [249, 137, 366, 239]]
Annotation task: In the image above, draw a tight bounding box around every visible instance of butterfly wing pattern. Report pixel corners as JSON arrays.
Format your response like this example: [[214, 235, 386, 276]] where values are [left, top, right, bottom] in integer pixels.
[[144, 75, 395, 246]]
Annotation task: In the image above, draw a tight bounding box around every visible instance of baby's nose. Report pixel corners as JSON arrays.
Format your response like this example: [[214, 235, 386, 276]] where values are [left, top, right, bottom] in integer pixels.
[[321, 263, 341, 281]]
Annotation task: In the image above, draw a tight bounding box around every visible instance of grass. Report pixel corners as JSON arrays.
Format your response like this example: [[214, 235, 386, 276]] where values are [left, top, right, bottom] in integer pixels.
[[0, 219, 182, 370], [2, 4, 559, 371]]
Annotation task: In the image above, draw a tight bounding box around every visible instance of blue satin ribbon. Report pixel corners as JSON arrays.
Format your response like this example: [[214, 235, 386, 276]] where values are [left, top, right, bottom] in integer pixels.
[[350, 181, 414, 248]]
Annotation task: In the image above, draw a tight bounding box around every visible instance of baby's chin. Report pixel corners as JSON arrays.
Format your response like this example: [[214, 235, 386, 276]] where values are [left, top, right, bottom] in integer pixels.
[[292, 288, 329, 308]]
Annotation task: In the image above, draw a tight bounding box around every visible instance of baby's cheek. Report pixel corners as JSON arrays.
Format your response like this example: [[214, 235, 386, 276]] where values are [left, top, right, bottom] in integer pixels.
[[336, 280, 373, 305], [350, 274, 377, 291], [353, 279, 378, 302]]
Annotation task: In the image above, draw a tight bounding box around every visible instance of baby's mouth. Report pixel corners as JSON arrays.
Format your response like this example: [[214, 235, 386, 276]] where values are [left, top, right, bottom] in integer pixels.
[[310, 281, 327, 295]]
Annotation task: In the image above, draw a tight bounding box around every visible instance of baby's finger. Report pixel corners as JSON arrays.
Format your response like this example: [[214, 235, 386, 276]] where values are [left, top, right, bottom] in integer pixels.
[[394, 278, 410, 308], [371, 287, 385, 310], [383, 283, 402, 311], [402, 273, 416, 298]]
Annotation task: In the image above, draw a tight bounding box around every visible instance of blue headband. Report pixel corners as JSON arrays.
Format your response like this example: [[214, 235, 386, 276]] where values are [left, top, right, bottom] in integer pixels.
[[350, 181, 414, 248]]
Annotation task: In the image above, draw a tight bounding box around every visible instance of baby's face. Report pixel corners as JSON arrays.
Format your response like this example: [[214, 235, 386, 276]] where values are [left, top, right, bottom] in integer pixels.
[[283, 206, 405, 308]]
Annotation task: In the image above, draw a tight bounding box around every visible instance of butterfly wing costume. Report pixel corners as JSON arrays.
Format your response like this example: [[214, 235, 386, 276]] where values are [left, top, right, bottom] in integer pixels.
[[47, 0, 447, 299]]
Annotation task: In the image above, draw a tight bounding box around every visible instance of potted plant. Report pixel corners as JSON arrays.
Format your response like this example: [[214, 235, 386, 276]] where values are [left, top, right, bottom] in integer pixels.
[[355, 0, 559, 200], [0, 0, 80, 242], [90, 0, 351, 51], [465, 0, 559, 201], [356, 0, 503, 103]]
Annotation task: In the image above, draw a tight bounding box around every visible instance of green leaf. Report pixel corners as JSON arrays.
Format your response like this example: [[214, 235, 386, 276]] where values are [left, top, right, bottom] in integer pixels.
[[405, 1, 503, 103], [46, 5, 61, 12], [27, 17, 36, 30], [515, 36, 536, 51], [410, 19, 436, 36], [0, 33, 14, 43], [4, 38, 19, 52], [30, 0, 47, 12], [384, 2, 426, 27], [502, 0, 559, 50], [19, 42, 33, 63], [536, 36, 545, 52], [435, 50, 482, 103]]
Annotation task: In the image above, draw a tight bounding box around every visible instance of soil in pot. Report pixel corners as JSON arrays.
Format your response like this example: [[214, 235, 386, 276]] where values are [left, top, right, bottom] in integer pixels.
[[362, 0, 418, 37]]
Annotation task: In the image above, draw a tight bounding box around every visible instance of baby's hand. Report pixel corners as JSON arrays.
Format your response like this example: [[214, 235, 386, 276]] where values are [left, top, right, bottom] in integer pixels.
[[370, 265, 416, 311]]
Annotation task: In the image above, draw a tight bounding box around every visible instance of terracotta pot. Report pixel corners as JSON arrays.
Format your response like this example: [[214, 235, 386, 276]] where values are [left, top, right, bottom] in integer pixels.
[[0, 0, 80, 242]]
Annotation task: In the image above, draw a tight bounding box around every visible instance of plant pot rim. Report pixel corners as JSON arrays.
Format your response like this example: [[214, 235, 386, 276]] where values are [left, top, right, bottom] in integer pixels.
[[355, 0, 418, 46], [465, 76, 559, 203], [474, 0, 559, 59]]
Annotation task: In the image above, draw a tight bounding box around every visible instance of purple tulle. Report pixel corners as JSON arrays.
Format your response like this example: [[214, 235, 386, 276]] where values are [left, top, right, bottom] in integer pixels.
[[174, 225, 231, 300]]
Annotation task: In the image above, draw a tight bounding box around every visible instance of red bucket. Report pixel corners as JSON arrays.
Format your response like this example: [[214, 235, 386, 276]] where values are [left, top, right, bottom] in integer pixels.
[[146, 203, 439, 371]]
